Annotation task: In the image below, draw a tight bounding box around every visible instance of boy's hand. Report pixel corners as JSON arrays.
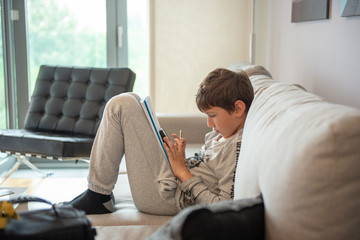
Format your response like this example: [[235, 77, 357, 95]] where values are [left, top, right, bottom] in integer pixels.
[[163, 134, 193, 182]]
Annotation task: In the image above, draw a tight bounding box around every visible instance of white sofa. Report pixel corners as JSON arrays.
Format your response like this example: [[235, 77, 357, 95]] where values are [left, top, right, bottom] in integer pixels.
[[89, 64, 360, 240]]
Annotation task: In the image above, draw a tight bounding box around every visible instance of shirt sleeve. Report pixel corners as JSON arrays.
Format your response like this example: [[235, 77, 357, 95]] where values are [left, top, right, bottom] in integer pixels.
[[178, 174, 232, 208]]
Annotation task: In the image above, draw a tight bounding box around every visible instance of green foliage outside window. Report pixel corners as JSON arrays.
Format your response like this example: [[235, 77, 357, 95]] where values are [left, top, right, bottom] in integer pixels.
[[27, 0, 107, 95]]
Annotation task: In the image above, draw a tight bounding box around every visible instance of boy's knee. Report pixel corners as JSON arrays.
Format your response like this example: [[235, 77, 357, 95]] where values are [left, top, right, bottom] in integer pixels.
[[108, 92, 138, 105], [105, 93, 140, 113]]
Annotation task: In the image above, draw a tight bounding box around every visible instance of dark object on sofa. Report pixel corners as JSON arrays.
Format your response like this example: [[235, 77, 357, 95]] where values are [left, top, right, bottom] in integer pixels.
[[1, 196, 97, 240], [182, 199, 264, 240], [0, 65, 135, 174], [148, 196, 264, 240]]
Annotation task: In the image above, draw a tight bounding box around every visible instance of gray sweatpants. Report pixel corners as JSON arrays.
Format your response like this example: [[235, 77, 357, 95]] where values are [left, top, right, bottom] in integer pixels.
[[87, 93, 178, 215]]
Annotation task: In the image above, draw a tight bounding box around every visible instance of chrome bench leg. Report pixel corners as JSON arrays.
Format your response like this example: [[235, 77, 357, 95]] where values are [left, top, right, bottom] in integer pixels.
[[17, 156, 53, 177], [0, 160, 21, 185]]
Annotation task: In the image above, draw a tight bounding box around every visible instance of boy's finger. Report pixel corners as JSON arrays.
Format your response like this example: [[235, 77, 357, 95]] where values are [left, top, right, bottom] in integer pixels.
[[163, 137, 172, 148], [174, 138, 184, 146], [164, 136, 177, 150]]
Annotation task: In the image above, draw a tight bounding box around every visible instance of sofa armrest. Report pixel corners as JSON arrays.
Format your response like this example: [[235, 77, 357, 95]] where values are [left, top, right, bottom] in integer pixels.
[[157, 113, 209, 144]]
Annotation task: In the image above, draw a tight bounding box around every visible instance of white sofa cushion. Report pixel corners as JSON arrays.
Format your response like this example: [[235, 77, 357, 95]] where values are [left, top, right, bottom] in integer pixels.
[[95, 225, 161, 240], [234, 72, 360, 240]]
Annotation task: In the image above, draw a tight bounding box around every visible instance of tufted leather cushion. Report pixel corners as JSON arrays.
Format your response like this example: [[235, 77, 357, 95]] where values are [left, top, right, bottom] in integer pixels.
[[24, 65, 135, 136], [0, 65, 135, 158]]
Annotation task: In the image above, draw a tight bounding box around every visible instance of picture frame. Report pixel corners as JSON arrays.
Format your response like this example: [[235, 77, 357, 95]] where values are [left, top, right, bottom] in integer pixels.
[[341, 0, 360, 17], [291, 0, 330, 22]]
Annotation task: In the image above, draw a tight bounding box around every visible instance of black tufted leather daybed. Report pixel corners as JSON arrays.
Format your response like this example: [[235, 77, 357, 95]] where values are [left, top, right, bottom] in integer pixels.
[[0, 65, 135, 163]]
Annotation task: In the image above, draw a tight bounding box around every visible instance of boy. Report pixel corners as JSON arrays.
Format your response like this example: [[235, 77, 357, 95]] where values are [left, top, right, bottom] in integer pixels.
[[65, 68, 254, 215]]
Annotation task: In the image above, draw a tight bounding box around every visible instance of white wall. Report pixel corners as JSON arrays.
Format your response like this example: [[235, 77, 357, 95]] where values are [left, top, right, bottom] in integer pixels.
[[150, 0, 251, 113], [262, 1, 360, 110]]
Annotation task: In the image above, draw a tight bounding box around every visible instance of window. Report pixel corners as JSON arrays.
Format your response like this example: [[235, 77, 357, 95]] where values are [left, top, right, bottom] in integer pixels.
[[0, 0, 149, 128], [26, 0, 107, 95], [127, 0, 149, 98]]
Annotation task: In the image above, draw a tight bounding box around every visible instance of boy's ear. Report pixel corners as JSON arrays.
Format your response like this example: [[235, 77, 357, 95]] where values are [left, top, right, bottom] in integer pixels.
[[234, 100, 246, 117]]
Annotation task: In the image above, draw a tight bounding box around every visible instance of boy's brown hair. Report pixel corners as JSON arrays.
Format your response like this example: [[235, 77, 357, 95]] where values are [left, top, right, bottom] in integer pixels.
[[196, 68, 254, 113]]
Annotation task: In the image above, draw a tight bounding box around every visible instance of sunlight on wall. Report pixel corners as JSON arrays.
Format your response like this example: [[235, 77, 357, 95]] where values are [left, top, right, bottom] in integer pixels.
[[150, 0, 252, 114]]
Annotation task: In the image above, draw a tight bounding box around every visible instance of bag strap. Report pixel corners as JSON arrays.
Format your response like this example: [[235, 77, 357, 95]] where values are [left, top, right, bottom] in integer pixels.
[[8, 196, 53, 205], [8, 196, 60, 217]]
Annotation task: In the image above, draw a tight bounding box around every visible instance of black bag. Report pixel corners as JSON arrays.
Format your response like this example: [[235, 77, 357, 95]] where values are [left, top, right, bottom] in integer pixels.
[[0, 196, 96, 240]]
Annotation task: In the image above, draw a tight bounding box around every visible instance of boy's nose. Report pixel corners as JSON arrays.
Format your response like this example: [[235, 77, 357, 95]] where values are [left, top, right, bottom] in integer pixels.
[[207, 117, 214, 128]]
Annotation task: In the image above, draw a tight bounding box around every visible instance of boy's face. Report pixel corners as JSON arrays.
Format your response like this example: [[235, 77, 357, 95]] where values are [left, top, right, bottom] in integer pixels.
[[203, 101, 246, 139]]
